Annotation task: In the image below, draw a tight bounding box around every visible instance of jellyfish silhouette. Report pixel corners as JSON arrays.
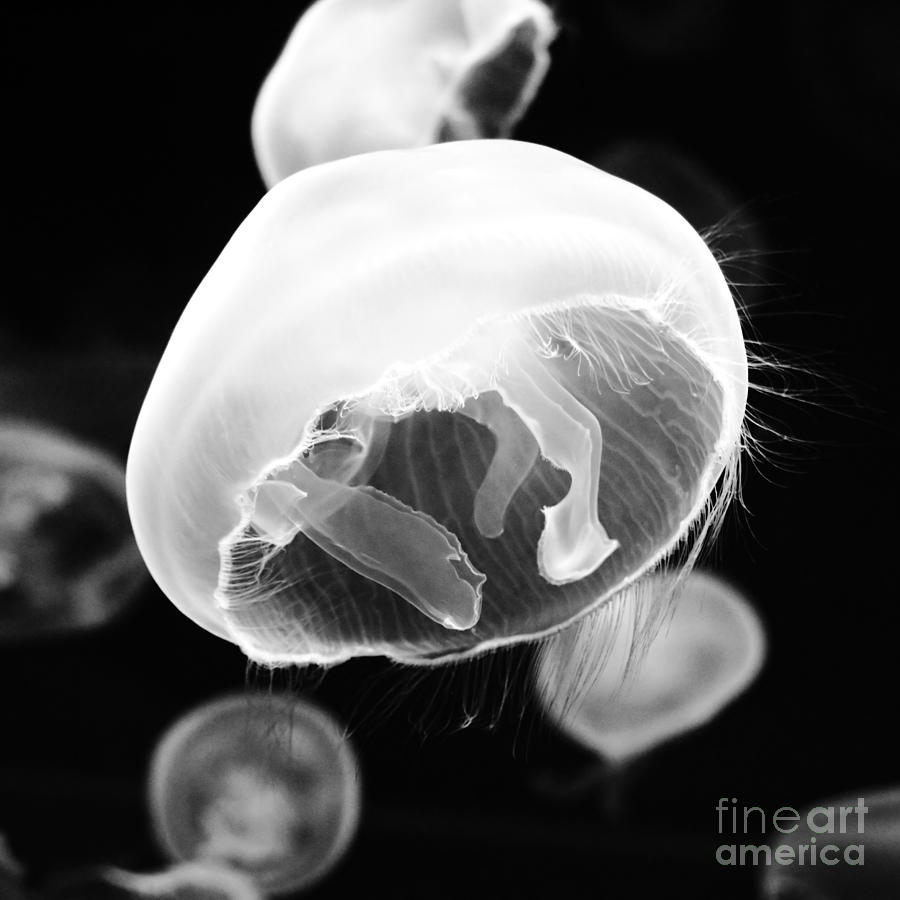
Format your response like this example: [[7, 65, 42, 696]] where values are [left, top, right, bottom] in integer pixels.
[[535, 570, 766, 765], [127, 139, 749, 667], [1, 421, 145, 641], [252, 0, 557, 186], [759, 786, 900, 900], [148, 693, 360, 895]]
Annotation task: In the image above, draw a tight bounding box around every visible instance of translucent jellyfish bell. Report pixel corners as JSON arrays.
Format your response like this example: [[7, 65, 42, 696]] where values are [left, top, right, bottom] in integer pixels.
[[148, 693, 360, 895], [251, 0, 557, 185], [1, 421, 145, 641], [127, 139, 749, 667], [535, 570, 766, 764]]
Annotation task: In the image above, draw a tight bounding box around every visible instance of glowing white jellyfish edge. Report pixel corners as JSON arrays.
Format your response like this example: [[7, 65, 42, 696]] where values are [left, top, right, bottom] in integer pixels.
[[126, 139, 749, 667]]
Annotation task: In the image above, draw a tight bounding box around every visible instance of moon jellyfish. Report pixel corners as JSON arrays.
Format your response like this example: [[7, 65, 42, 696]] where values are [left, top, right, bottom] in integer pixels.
[[0, 421, 145, 641], [760, 786, 900, 900], [251, 0, 557, 186], [127, 139, 749, 667], [536, 570, 765, 764], [148, 693, 360, 895]]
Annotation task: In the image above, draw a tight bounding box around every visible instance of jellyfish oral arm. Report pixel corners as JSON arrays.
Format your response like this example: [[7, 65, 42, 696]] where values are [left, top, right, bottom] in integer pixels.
[[460, 391, 539, 539], [492, 340, 620, 584], [249, 462, 485, 631]]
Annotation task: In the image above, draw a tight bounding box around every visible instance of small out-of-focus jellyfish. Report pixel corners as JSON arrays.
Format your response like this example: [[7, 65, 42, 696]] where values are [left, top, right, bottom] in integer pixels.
[[535, 570, 765, 765], [148, 693, 360, 895], [0, 421, 145, 641], [759, 786, 900, 900], [127, 139, 749, 668], [251, 0, 557, 185]]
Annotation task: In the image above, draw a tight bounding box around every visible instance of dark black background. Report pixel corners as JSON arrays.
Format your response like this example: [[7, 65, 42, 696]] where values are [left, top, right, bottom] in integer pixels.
[[3, 2, 898, 898]]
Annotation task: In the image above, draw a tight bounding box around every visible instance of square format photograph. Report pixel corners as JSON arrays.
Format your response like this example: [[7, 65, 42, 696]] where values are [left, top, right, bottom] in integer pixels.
[[2, 2, 897, 898]]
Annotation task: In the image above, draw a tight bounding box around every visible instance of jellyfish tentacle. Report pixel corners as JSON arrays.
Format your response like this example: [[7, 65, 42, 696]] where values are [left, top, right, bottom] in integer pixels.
[[459, 391, 539, 539], [250, 461, 484, 631], [495, 341, 619, 584]]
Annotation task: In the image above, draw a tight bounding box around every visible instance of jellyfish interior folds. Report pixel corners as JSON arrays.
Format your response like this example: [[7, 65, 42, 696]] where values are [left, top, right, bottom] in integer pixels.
[[251, 0, 557, 185], [127, 139, 749, 667]]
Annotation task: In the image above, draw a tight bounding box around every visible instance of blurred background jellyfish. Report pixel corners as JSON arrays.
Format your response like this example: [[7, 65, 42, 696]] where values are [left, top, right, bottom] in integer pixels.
[[127, 139, 749, 668], [148, 692, 360, 895], [0, 421, 145, 642], [760, 786, 900, 900], [535, 570, 766, 767], [251, 0, 557, 185]]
